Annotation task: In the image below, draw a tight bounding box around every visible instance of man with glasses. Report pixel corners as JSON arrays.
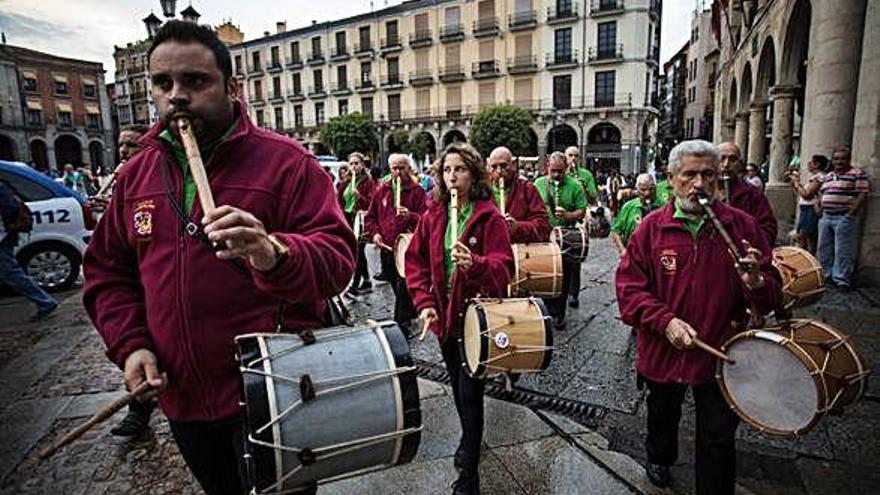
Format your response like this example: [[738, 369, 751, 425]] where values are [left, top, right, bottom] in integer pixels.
[[487, 146, 550, 243], [717, 142, 777, 245]]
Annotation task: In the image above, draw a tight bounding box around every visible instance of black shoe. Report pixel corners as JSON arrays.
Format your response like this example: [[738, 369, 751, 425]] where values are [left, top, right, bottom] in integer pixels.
[[374, 272, 393, 282], [568, 296, 579, 309], [451, 470, 480, 495], [553, 316, 566, 332], [28, 302, 58, 323], [453, 443, 466, 472], [358, 282, 373, 293], [347, 286, 361, 296], [645, 462, 671, 488], [111, 402, 153, 437]]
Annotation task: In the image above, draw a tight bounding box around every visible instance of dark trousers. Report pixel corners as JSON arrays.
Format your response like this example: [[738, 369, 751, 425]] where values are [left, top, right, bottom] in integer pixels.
[[644, 377, 740, 495], [378, 245, 395, 278], [170, 416, 317, 495], [440, 339, 485, 473], [381, 250, 416, 331], [345, 213, 370, 288], [569, 261, 582, 299], [544, 258, 579, 321]]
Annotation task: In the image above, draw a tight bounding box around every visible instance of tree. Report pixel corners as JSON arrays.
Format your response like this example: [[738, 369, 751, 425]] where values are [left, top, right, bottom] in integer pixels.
[[468, 104, 534, 158], [387, 129, 410, 154], [321, 112, 378, 160], [405, 132, 434, 160]]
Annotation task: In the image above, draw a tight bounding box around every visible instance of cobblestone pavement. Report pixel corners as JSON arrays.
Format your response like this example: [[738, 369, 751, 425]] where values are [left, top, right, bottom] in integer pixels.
[[1, 237, 877, 494]]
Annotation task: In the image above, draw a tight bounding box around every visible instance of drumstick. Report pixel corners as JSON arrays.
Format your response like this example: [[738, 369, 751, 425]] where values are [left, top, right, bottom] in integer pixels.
[[39, 381, 154, 460], [177, 117, 215, 215], [450, 188, 459, 243], [692, 337, 735, 364], [376, 240, 394, 252], [499, 176, 506, 216], [395, 176, 402, 210]]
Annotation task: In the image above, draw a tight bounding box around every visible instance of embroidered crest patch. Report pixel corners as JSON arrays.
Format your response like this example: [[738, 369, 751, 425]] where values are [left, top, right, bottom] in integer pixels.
[[134, 210, 152, 236], [659, 249, 677, 273]]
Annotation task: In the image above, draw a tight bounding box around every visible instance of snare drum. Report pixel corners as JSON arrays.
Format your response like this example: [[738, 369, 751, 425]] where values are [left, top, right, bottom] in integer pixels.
[[394, 233, 413, 278], [772, 246, 825, 309], [352, 211, 368, 243], [236, 322, 422, 493], [717, 319, 870, 437], [509, 243, 563, 297], [550, 224, 589, 262], [461, 298, 553, 379]]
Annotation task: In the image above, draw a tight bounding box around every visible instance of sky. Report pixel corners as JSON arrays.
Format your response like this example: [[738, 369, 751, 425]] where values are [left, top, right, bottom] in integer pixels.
[[0, 0, 694, 74]]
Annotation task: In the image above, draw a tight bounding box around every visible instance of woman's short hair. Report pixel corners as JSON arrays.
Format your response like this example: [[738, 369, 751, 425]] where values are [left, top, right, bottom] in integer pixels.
[[431, 142, 492, 203]]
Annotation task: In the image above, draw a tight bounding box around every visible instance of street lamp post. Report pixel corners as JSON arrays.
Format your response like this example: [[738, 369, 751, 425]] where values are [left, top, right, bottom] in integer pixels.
[[160, 0, 178, 18]]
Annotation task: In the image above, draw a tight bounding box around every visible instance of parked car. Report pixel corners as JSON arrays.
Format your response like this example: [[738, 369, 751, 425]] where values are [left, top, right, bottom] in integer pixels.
[[0, 160, 95, 291]]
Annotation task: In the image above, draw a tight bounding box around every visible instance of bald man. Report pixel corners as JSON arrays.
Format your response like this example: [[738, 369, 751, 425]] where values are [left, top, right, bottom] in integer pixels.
[[565, 146, 598, 205], [487, 147, 550, 243], [718, 142, 778, 245]]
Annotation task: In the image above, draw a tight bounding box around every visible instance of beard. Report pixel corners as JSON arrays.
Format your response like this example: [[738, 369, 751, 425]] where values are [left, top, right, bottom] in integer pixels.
[[675, 195, 703, 215]]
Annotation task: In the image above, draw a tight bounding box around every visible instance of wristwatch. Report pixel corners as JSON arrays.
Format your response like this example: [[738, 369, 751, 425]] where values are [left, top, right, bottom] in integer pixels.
[[263, 234, 289, 272]]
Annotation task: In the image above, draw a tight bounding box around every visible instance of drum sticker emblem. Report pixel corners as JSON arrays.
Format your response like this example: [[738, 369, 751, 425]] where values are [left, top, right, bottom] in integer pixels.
[[133, 200, 155, 237], [659, 249, 677, 273], [494, 332, 510, 349]]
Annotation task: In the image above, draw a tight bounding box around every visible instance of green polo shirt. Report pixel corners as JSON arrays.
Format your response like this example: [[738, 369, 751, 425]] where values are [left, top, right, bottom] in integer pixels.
[[159, 120, 237, 214], [534, 175, 587, 228], [444, 199, 474, 286], [343, 174, 358, 213], [673, 198, 705, 238], [656, 179, 673, 204], [491, 184, 503, 210], [611, 196, 666, 246], [571, 166, 598, 203]]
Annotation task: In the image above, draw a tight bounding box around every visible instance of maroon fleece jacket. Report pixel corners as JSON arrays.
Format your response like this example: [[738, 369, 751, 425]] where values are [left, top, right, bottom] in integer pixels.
[[364, 175, 427, 244], [492, 176, 551, 243]]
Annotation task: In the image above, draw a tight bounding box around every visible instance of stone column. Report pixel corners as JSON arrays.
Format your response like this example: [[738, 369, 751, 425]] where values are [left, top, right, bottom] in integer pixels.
[[734, 111, 749, 156], [721, 119, 736, 143], [747, 102, 768, 166], [799, 0, 867, 160], [855, 0, 880, 286], [765, 86, 799, 244]]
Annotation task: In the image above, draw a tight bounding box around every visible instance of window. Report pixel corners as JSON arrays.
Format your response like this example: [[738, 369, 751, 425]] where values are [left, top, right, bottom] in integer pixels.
[[252, 52, 261, 70], [294, 105, 304, 127], [58, 110, 72, 127], [83, 84, 97, 98], [416, 89, 430, 117], [254, 80, 263, 99], [271, 46, 280, 66], [274, 107, 284, 129], [388, 58, 400, 82], [256, 109, 265, 127], [22, 76, 37, 92], [446, 85, 462, 115], [557, 0, 573, 15], [315, 102, 325, 125], [361, 97, 373, 117], [595, 70, 616, 106], [313, 69, 323, 91], [386, 20, 399, 42], [554, 28, 572, 61], [235, 55, 243, 73], [598, 21, 617, 56], [272, 77, 281, 98], [445, 6, 461, 28], [336, 65, 348, 89], [55, 80, 69, 94], [86, 113, 100, 129], [359, 26, 371, 50], [414, 13, 429, 36], [27, 109, 43, 127], [292, 73, 302, 94], [338, 99, 349, 115], [0, 171, 52, 201], [388, 94, 401, 121], [479, 82, 495, 108], [360, 62, 372, 85], [311, 37, 322, 57], [335, 32, 347, 55], [290, 42, 301, 63], [553, 75, 571, 109], [514, 78, 532, 107]]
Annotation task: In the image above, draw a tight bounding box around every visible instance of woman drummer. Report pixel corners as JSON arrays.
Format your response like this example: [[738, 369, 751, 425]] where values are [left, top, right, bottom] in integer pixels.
[[405, 143, 514, 495], [337, 152, 375, 294]]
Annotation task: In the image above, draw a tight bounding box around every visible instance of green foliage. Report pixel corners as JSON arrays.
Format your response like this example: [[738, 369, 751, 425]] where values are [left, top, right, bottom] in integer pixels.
[[406, 132, 435, 159], [321, 112, 378, 159], [386, 129, 411, 154], [468, 104, 534, 158]]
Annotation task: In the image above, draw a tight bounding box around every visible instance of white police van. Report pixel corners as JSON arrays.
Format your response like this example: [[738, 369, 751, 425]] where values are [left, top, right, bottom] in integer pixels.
[[1, 160, 94, 291]]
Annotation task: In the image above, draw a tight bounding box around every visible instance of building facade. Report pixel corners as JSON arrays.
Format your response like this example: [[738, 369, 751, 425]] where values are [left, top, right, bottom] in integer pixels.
[[682, 7, 718, 142], [712, 0, 879, 285], [658, 43, 687, 153], [230, 0, 663, 174], [0, 44, 114, 173]]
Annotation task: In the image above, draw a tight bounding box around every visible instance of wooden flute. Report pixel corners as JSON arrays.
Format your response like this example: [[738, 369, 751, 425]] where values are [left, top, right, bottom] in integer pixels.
[[499, 176, 506, 216], [177, 117, 216, 215]]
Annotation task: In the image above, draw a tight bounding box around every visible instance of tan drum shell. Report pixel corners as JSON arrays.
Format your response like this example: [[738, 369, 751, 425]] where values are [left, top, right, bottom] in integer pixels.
[[717, 319, 869, 437], [461, 298, 553, 379], [550, 224, 589, 262], [772, 246, 826, 309], [395, 233, 413, 278], [509, 243, 563, 297]]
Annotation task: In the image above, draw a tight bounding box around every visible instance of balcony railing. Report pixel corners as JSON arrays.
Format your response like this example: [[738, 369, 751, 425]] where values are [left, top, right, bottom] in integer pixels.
[[508, 55, 539, 74], [547, 4, 579, 24], [287, 87, 305, 101], [331, 81, 352, 95], [588, 44, 624, 63], [380, 74, 404, 88], [440, 24, 465, 42], [356, 77, 376, 91], [508, 10, 538, 30], [267, 62, 283, 73], [409, 30, 432, 47], [248, 94, 265, 105], [286, 56, 303, 68], [439, 65, 466, 82], [381, 36, 402, 52], [307, 52, 325, 65], [354, 42, 374, 57], [471, 60, 501, 79], [268, 91, 285, 103], [308, 85, 327, 97], [247, 64, 263, 75], [330, 47, 350, 61], [409, 69, 434, 86], [546, 50, 580, 68], [590, 0, 624, 17], [473, 17, 500, 37]]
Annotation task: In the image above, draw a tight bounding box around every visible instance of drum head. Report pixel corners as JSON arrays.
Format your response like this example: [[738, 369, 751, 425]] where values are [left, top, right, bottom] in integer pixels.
[[462, 305, 486, 376], [721, 335, 819, 434]]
